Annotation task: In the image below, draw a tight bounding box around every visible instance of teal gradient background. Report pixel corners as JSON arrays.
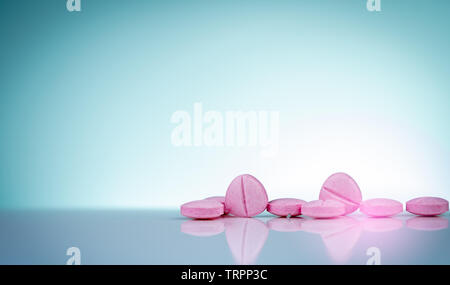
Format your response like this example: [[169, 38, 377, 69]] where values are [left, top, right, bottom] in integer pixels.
[[1, 0, 450, 209]]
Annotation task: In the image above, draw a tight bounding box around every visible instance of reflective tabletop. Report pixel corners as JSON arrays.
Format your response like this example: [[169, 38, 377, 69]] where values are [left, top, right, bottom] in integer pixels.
[[0, 210, 448, 265]]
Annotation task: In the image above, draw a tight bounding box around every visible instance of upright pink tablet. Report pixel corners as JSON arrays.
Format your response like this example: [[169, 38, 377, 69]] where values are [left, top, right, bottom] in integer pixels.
[[302, 200, 346, 219], [225, 174, 268, 217], [204, 196, 229, 214], [319, 172, 362, 215], [406, 197, 449, 216], [360, 198, 403, 217], [267, 198, 306, 217], [180, 200, 224, 219]]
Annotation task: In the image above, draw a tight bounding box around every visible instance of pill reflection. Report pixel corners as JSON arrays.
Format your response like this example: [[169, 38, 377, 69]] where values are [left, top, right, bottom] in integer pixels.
[[180, 217, 269, 264], [406, 216, 449, 231], [302, 216, 362, 263], [361, 217, 403, 232], [180, 219, 225, 237], [224, 217, 269, 265], [267, 217, 303, 232]]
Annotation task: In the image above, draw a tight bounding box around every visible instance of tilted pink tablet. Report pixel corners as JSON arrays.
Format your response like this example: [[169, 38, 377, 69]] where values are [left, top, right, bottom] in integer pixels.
[[406, 197, 449, 216], [204, 196, 229, 214], [319, 172, 362, 215], [267, 198, 306, 217], [225, 174, 268, 217], [360, 198, 403, 217], [180, 200, 224, 219], [302, 200, 346, 219]]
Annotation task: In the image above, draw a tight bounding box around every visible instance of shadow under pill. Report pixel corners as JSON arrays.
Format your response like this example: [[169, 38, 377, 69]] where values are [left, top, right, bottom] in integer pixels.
[[302, 216, 362, 263], [406, 216, 449, 231], [267, 217, 304, 232], [360, 217, 404, 233], [180, 219, 225, 237], [180, 216, 269, 265]]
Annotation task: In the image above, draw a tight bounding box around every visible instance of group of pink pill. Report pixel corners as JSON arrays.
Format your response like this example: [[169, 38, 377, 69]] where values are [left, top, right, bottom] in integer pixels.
[[180, 172, 449, 219]]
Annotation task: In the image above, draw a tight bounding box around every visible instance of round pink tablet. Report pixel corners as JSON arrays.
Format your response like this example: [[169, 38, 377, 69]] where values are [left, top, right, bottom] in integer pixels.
[[360, 198, 403, 217], [319, 172, 362, 215], [267, 198, 306, 217], [225, 174, 268, 217], [180, 200, 224, 219], [204, 196, 229, 214], [302, 200, 346, 219], [406, 196, 449, 216]]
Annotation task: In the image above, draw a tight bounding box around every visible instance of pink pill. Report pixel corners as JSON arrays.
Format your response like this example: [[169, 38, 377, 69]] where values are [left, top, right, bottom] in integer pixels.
[[360, 198, 403, 217], [406, 196, 449, 216], [204, 196, 229, 214], [319, 172, 362, 215], [267, 198, 306, 217], [225, 174, 268, 217], [180, 200, 224, 219], [302, 200, 346, 219]]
